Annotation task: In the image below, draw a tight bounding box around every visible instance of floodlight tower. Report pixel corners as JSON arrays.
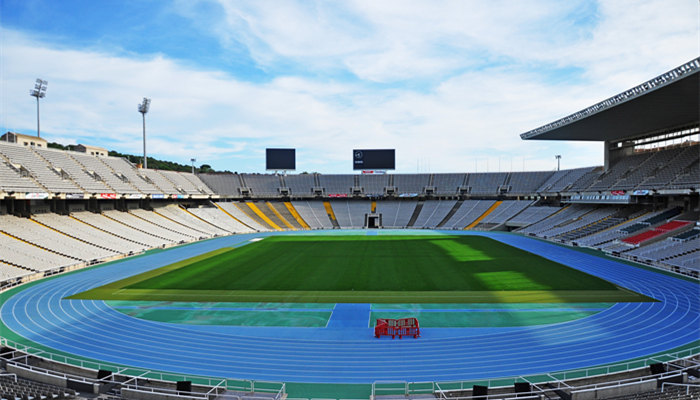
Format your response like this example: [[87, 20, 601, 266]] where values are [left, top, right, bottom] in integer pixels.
[[555, 154, 561, 171], [190, 158, 196, 174], [29, 79, 48, 137], [138, 97, 151, 169]]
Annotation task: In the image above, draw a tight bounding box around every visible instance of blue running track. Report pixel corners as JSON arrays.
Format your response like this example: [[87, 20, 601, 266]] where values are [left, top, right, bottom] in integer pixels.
[[1, 230, 698, 384]]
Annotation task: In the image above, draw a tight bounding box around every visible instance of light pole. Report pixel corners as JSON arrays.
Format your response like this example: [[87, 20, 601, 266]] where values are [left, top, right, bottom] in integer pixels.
[[138, 98, 151, 169], [191, 158, 196, 174], [555, 155, 561, 171], [30, 79, 48, 138]]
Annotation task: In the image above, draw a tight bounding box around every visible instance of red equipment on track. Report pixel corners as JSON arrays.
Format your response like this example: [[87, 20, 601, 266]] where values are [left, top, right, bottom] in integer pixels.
[[374, 318, 420, 339]]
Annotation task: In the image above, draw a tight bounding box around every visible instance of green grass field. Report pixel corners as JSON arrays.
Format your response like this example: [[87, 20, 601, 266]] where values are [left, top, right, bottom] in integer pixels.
[[69, 235, 651, 303]]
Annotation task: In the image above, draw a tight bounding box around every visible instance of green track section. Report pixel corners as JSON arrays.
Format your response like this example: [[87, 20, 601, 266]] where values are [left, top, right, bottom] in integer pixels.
[[109, 301, 610, 328], [69, 235, 653, 304], [370, 310, 602, 328], [116, 308, 331, 327], [109, 301, 334, 327]]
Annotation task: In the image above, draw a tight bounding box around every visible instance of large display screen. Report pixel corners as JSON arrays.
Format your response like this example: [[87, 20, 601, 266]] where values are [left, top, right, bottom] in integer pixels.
[[353, 149, 395, 170], [266, 148, 296, 170]]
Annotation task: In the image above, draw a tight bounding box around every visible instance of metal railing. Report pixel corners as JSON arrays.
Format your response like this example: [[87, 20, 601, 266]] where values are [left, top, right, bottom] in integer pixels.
[[369, 346, 699, 399], [0, 337, 286, 399], [661, 382, 700, 395]]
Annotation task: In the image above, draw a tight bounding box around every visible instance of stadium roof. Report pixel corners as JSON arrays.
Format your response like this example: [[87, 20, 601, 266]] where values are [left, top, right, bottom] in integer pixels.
[[520, 57, 700, 142]]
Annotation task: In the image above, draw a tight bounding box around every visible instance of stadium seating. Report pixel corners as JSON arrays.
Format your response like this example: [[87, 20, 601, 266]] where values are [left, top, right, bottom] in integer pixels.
[[283, 174, 316, 197], [432, 173, 466, 195], [215, 202, 271, 231], [332, 200, 370, 228], [412, 199, 457, 228], [393, 174, 430, 195], [34, 147, 114, 193], [0, 159, 44, 193], [129, 208, 211, 239], [242, 173, 283, 196], [622, 220, 693, 245], [0, 214, 117, 263], [375, 200, 417, 228], [32, 212, 148, 254], [0, 261, 31, 281], [507, 206, 561, 226], [188, 205, 256, 233], [0, 232, 78, 271], [72, 211, 171, 247], [536, 167, 597, 193], [507, 171, 553, 194], [443, 200, 496, 229], [466, 172, 508, 195], [0, 374, 76, 400], [478, 200, 533, 226], [153, 205, 229, 236], [197, 173, 244, 196], [291, 200, 334, 229], [318, 174, 354, 196], [358, 174, 389, 196], [0, 142, 82, 193]]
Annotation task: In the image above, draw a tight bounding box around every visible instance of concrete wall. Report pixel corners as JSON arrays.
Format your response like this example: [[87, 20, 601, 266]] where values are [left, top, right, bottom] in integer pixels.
[[7, 363, 67, 388]]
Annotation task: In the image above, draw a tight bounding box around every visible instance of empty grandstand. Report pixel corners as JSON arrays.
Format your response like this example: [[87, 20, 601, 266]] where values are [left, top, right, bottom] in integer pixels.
[[0, 56, 698, 400]]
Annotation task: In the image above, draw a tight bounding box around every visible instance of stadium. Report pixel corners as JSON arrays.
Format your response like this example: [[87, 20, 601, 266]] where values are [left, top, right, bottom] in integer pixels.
[[1, 3, 699, 400]]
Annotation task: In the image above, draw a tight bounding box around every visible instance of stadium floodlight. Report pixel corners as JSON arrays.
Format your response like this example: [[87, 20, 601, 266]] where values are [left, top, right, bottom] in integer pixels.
[[555, 155, 562, 171], [29, 79, 48, 137], [138, 97, 151, 169], [191, 158, 196, 174]]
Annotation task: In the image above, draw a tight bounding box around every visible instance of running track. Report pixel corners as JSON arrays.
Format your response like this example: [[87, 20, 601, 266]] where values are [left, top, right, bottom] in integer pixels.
[[1, 230, 698, 384]]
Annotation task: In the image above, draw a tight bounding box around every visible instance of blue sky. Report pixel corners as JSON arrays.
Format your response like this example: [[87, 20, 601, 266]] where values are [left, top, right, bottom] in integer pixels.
[[1, 0, 698, 173]]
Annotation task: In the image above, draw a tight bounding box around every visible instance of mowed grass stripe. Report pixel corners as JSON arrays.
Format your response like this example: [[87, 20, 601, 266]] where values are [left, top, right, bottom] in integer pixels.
[[68, 235, 654, 303]]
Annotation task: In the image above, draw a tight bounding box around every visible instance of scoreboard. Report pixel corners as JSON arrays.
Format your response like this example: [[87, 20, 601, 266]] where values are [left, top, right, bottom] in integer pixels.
[[266, 148, 296, 170], [353, 149, 395, 170]]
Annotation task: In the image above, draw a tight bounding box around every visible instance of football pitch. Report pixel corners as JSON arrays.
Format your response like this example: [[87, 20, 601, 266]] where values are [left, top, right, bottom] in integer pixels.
[[70, 234, 651, 303]]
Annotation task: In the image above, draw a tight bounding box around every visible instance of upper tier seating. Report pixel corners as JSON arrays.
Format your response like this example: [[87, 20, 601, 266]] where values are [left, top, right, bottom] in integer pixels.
[[197, 173, 244, 196], [34, 147, 113, 193], [242, 174, 282, 196], [318, 174, 354, 196], [358, 174, 389, 196], [432, 174, 466, 195], [507, 172, 553, 194], [284, 174, 316, 197], [0, 158, 43, 193], [467, 172, 508, 195], [0, 142, 82, 193], [393, 174, 430, 195]]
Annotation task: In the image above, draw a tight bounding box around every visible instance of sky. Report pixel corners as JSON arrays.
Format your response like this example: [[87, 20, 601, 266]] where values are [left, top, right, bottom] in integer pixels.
[[0, 0, 698, 174]]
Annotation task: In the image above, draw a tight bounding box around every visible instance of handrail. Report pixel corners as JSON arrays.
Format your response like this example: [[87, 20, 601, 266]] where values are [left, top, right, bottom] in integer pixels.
[[661, 382, 700, 394], [0, 373, 18, 382], [0, 337, 285, 396]]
